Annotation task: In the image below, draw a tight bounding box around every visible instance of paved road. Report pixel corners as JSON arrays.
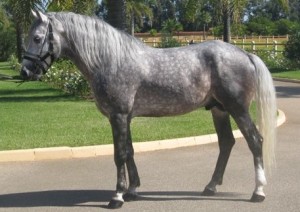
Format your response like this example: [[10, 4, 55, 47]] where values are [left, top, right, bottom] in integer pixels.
[[0, 81, 299, 212]]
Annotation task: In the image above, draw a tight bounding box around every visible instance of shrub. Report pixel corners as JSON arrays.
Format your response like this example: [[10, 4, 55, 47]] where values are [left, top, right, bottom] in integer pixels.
[[8, 54, 21, 72], [275, 19, 300, 35], [43, 60, 91, 97], [158, 33, 182, 48], [256, 51, 297, 72], [247, 17, 276, 35], [284, 32, 300, 66], [0, 22, 16, 61], [149, 29, 157, 37]]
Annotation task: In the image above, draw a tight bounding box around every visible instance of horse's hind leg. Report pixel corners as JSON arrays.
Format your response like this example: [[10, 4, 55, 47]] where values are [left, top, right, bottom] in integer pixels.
[[202, 107, 235, 196], [230, 110, 267, 202]]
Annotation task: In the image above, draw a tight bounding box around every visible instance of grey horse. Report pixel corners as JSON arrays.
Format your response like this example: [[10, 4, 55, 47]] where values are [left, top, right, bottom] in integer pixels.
[[20, 10, 277, 209]]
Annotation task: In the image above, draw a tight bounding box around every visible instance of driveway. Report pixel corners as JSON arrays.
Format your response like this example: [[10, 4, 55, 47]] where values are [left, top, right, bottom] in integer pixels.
[[0, 80, 299, 212]]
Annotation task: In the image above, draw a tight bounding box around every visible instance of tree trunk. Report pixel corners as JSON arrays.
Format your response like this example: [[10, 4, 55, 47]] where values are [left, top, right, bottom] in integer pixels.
[[130, 11, 134, 36], [107, 0, 127, 32], [223, 4, 231, 43], [15, 22, 23, 62], [203, 24, 206, 40]]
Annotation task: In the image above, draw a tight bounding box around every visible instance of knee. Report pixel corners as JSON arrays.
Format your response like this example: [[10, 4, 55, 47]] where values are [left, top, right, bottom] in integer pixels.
[[220, 138, 235, 152], [228, 138, 235, 148]]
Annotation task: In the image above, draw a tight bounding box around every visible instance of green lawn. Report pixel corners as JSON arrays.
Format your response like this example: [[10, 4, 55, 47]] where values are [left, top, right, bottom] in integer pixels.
[[0, 62, 225, 150], [272, 69, 300, 80]]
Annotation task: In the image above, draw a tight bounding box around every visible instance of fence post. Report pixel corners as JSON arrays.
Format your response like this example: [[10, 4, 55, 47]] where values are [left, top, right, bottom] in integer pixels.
[[251, 41, 256, 53], [266, 38, 269, 48], [242, 39, 245, 49], [273, 40, 278, 55]]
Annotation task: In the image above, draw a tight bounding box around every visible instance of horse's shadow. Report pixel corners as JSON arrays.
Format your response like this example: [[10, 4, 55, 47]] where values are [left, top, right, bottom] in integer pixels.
[[0, 190, 249, 208]]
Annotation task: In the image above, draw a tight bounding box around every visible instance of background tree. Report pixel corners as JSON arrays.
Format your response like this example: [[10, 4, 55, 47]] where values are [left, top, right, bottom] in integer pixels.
[[200, 11, 212, 39], [47, 0, 73, 11], [47, 0, 97, 15], [284, 32, 300, 65], [106, 0, 127, 31], [209, 0, 247, 42], [127, 0, 153, 35], [148, 0, 176, 31], [162, 18, 183, 35], [210, 0, 289, 42], [288, 0, 300, 21], [0, 4, 16, 61], [177, 0, 202, 31]]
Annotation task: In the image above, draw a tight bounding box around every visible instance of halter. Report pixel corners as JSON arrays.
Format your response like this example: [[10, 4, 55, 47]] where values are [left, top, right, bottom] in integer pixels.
[[22, 20, 56, 74]]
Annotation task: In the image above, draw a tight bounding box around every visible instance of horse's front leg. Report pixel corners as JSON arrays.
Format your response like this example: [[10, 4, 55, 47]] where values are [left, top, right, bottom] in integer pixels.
[[123, 118, 140, 201], [108, 113, 129, 209]]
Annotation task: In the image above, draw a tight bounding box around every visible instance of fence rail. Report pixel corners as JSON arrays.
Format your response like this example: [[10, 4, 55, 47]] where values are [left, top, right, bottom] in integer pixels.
[[136, 33, 288, 54], [135, 32, 289, 40], [142, 39, 285, 54]]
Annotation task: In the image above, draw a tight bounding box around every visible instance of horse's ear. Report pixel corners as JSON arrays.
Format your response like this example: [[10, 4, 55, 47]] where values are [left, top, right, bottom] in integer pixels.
[[35, 10, 49, 23], [31, 9, 38, 19]]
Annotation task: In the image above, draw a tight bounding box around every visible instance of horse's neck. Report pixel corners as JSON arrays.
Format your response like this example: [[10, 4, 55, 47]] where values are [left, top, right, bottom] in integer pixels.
[[62, 22, 128, 79], [62, 22, 144, 80]]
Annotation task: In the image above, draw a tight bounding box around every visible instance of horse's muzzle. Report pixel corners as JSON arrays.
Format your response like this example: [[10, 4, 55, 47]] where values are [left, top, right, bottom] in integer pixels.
[[20, 66, 41, 81], [20, 66, 32, 80]]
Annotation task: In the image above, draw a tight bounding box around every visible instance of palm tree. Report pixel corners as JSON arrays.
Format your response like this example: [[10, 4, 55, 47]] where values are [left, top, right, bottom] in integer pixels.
[[47, 0, 74, 11], [200, 11, 212, 40], [162, 19, 183, 35], [210, 0, 247, 42], [211, 0, 289, 43], [127, 0, 153, 36], [47, 0, 97, 15]]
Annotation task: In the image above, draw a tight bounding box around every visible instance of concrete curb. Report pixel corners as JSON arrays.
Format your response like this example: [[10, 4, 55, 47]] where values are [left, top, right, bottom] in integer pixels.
[[273, 77, 300, 84], [0, 109, 286, 163]]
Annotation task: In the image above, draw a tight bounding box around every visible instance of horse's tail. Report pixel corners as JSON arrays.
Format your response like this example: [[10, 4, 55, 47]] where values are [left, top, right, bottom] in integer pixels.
[[249, 53, 277, 171]]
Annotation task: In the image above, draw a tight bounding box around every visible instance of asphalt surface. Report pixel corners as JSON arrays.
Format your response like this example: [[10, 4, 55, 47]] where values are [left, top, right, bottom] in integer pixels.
[[0, 80, 299, 212]]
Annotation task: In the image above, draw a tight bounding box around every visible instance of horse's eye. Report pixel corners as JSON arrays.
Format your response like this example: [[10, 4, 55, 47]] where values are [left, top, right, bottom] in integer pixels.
[[33, 36, 41, 43]]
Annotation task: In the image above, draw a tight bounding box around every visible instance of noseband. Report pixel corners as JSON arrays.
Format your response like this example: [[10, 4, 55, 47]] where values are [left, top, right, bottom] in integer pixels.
[[23, 21, 55, 74]]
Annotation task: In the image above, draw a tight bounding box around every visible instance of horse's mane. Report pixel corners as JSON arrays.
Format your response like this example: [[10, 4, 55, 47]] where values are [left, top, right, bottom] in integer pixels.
[[50, 12, 145, 72]]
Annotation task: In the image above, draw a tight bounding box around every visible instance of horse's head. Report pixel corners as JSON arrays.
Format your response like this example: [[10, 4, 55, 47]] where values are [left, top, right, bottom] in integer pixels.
[[21, 10, 63, 80]]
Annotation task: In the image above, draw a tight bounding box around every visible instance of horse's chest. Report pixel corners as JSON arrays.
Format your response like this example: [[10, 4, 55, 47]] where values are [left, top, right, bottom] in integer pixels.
[[92, 78, 138, 115]]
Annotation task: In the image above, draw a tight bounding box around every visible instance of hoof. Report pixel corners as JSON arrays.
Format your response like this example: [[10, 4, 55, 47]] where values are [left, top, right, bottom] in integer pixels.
[[202, 187, 216, 196], [250, 193, 265, 202], [108, 199, 124, 209], [123, 192, 138, 202]]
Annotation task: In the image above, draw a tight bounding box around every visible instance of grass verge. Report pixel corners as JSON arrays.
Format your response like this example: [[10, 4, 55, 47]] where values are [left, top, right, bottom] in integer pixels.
[[272, 69, 300, 80]]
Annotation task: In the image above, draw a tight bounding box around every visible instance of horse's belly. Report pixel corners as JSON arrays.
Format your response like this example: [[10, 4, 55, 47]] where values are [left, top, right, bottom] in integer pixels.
[[132, 87, 209, 117]]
